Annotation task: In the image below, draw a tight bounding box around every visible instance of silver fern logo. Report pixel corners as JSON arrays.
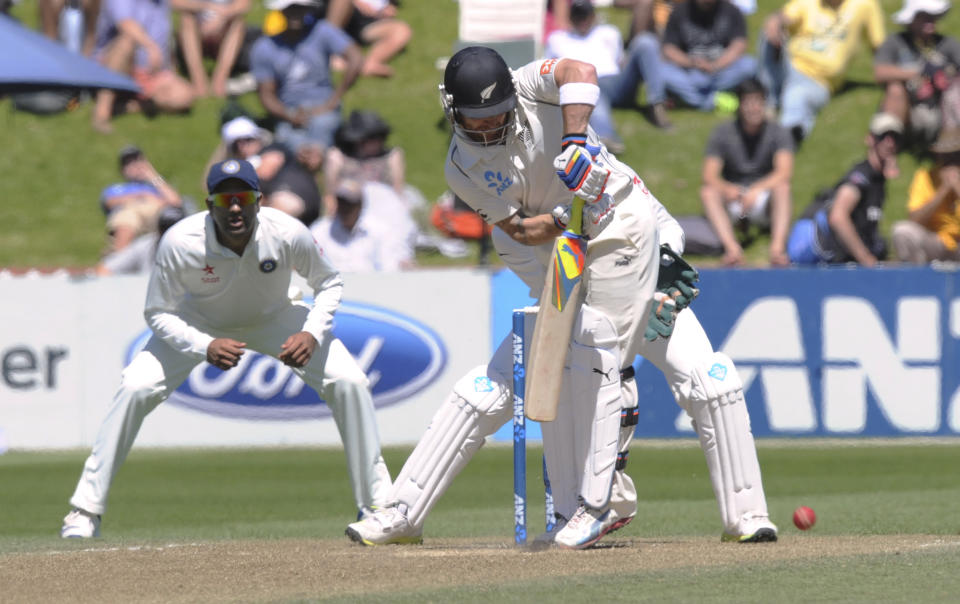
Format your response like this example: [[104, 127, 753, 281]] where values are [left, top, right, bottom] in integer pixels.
[[480, 82, 496, 102]]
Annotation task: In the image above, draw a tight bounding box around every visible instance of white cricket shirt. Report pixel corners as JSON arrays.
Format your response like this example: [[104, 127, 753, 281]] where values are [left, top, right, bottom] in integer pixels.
[[144, 207, 343, 359]]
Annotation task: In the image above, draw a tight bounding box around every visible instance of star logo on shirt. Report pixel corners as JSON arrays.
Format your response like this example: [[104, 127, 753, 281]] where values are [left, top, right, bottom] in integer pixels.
[[203, 264, 215, 275]]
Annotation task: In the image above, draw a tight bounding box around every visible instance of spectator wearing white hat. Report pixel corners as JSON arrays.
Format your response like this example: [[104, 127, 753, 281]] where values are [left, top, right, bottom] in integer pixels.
[[874, 0, 960, 150], [250, 0, 363, 155], [208, 116, 322, 225]]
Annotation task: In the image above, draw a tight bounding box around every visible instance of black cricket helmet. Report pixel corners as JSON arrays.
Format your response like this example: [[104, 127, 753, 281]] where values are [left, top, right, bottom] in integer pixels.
[[440, 46, 517, 145]]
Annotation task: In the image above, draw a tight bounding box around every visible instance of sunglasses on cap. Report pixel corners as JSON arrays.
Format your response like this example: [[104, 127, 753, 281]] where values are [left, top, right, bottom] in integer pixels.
[[207, 190, 261, 208]]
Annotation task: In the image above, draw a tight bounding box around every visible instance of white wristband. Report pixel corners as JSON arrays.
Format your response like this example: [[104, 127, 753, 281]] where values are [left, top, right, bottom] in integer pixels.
[[558, 82, 600, 107]]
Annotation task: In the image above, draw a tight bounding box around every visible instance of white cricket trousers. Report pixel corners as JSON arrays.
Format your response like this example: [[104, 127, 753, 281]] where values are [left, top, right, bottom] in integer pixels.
[[69, 303, 392, 516]]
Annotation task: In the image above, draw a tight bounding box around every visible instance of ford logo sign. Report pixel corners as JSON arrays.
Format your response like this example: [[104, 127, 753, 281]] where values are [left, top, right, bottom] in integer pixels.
[[125, 302, 447, 420]]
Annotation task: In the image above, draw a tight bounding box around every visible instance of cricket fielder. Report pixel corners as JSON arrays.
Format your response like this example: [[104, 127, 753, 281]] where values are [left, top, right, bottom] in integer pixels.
[[61, 159, 392, 538], [347, 47, 776, 549]]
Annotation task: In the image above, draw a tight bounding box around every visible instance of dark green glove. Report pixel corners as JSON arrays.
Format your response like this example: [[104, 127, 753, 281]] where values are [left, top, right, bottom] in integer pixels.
[[644, 292, 678, 342], [656, 245, 700, 311]]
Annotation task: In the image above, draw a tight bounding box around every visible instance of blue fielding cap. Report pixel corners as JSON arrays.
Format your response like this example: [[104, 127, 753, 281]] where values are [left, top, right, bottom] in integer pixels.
[[206, 159, 260, 193]]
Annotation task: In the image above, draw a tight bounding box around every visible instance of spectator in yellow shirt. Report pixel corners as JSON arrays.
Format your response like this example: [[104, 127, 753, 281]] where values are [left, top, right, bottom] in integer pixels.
[[759, 0, 886, 143], [892, 128, 960, 262]]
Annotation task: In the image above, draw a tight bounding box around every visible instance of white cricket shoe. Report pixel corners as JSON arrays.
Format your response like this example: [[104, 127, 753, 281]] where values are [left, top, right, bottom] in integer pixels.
[[554, 504, 633, 550], [345, 505, 422, 546], [61, 508, 101, 538], [721, 514, 778, 543]]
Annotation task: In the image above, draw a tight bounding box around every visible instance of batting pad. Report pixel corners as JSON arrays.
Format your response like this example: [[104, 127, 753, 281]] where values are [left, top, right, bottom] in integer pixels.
[[541, 304, 625, 513], [390, 364, 511, 528], [688, 352, 769, 534]]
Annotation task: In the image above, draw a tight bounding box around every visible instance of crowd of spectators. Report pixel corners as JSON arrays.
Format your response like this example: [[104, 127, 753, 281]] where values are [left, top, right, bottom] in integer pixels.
[[9, 0, 960, 271], [608, 0, 960, 267]]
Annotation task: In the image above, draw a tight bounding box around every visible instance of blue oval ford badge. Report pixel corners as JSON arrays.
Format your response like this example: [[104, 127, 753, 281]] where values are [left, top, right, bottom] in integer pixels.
[[125, 302, 447, 420]]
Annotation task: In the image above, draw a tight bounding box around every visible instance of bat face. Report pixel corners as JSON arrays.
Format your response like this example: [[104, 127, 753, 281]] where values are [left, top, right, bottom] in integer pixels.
[[524, 197, 587, 422], [551, 235, 585, 311]]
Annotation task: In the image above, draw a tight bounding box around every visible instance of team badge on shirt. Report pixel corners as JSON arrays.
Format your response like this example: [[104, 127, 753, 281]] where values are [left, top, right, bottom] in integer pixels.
[[202, 264, 219, 284], [260, 259, 278, 273], [484, 170, 513, 196]]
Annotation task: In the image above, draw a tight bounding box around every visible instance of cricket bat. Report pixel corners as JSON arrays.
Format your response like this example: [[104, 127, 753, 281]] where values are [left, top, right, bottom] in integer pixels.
[[524, 196, 586, 422]]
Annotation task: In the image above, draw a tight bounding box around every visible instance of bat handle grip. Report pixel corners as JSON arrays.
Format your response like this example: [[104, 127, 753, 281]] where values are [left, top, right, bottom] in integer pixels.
[[566, 196, 585, 237]]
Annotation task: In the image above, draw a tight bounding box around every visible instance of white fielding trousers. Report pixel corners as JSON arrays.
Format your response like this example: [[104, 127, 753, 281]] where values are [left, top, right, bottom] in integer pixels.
[[69, 303, 392, 516]]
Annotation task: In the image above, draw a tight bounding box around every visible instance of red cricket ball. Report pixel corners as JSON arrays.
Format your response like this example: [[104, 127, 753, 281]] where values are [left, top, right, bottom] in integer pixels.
[[793, 505, 816, 530]]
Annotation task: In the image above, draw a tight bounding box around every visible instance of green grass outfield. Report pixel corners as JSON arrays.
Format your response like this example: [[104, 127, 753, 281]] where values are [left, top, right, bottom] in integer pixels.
[[2, 441, 959, 601]]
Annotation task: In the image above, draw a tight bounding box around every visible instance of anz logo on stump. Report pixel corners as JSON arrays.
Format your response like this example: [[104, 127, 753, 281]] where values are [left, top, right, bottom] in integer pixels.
[[125, 302, 447, 420]]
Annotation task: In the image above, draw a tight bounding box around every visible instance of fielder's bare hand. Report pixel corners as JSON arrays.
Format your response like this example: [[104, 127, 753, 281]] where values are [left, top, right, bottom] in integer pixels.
[[207, 338, 247, 370], [278, 331, 317, 368]]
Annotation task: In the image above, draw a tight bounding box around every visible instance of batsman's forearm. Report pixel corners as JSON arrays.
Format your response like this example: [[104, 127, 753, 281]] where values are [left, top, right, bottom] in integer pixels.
[[498, 213, 563, 246], [560, 103, 593, 137]]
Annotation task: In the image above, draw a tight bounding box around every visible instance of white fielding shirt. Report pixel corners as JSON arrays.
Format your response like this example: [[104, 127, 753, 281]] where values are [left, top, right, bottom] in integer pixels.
[[144, 207, 343, 360]]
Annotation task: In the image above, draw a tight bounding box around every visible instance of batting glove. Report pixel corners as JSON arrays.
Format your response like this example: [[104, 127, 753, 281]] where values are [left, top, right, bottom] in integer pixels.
[[656, 245, 700, 311], [582, 193, 615, 240], [644, 292, 677, 342], [551, 203, 571, 230], [552, 194, 615, 239], [553, 134, 609, 204]]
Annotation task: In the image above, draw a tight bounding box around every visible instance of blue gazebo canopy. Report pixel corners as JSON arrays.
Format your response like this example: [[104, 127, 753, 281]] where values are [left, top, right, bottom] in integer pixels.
[[0, 15, 139, 93]]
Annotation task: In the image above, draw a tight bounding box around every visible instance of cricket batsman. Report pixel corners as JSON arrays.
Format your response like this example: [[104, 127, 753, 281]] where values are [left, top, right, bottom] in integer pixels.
[[346, 47, 777, 549], [61, 159, 392, 538]]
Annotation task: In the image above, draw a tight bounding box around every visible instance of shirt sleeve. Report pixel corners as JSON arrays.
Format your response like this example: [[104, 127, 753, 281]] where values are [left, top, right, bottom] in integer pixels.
[[662, 9, 685, 49], [772, 123, 796, 152], [291, 222, 344, 341], [872, 35, 897, 66], [104, 0, 133, 23], [250, 37, 275, 84], [319, 21, 354, 56], [781, 0, 805, 30], [651, 194, 686, 255], [704, 123, 727, 158], [512, 60, 561, 105], [143, 242, 216, 360], [842, 164, 872, 198], [905, 169, 935, 212], [864, 0, 886, 50], [728, 3, 747, 39], [943, 37, 960, 67]]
